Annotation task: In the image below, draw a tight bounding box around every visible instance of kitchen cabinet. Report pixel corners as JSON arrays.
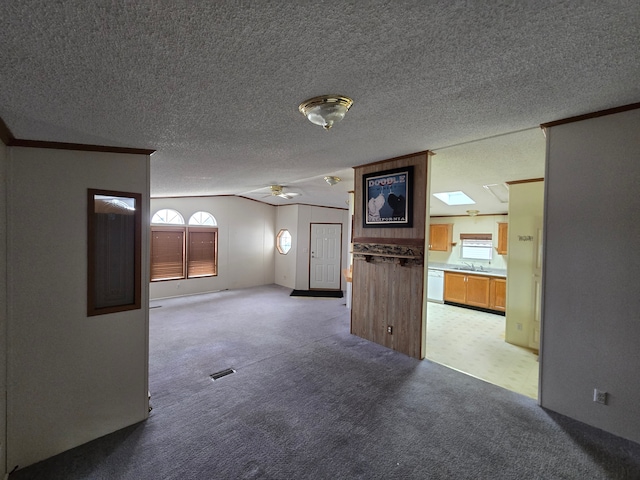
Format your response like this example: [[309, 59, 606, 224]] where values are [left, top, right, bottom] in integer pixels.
[[497, 222, 508, 255], [429, 224, 453, 252], [489, 277, 506, 312], [444, 271, 505, 312], [444, 271, 490, 308], [466, 275, 491, 308], [443, 272, 467, 303]]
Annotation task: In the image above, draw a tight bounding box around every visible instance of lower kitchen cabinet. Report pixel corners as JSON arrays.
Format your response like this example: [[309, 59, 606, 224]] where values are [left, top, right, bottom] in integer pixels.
[[443, 272, 467, 304], [466, 275, 491, 308], [489, 277, 506, 311], [444, 271, 505, 313]]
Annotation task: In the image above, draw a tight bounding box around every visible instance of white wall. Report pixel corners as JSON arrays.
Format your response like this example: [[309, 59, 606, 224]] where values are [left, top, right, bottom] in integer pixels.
[[428, 215, 508, 271], [6, 147, 150, 469], [150, 199, 347, 298], [274, 204, 298, 289], [541, 108, 640, 444], [505, 182, 544, 347], [150, 196, 275, 299], [0, 139, 7, 475], [291, 205, 349, 291]]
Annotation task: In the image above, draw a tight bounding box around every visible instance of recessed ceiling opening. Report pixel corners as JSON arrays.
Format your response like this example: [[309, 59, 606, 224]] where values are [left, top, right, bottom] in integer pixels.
[[483, 184, 509, 203]]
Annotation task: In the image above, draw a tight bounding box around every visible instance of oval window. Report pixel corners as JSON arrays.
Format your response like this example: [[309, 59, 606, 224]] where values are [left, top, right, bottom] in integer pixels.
[[276, 229, 292, 254]]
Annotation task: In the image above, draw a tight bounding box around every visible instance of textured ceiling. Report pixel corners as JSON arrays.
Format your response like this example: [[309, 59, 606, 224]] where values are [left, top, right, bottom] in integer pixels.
[[1, 1, 639, 213]]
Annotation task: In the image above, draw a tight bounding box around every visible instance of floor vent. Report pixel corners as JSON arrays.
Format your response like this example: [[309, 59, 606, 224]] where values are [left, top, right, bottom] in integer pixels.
[[210, 368, 235, 381]]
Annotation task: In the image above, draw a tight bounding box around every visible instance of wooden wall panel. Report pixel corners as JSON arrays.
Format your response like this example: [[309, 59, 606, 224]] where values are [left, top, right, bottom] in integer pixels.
[[351, 255, 425, 357], [353, 151, 429, 243], [350, 151, 431, 359]]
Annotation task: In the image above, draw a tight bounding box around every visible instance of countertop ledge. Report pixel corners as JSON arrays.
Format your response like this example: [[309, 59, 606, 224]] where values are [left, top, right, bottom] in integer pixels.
[[428, 263, 507, 278]]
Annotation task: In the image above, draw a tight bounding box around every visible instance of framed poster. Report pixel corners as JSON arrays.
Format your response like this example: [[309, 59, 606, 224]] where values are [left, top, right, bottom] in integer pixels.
[[362, 166, 413, 228]]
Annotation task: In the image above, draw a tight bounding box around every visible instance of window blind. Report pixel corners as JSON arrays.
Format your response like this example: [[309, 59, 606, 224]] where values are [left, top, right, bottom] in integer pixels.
[[460, 233, 493, 260], [187, 229, 217, 278], [151, 228, 185, 281]]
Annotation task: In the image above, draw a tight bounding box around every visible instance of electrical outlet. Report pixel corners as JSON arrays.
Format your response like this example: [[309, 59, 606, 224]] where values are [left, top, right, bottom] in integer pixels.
[[517, 323, 523, 331], [387, 326, 393, 334], [593, 389, 607, 405]]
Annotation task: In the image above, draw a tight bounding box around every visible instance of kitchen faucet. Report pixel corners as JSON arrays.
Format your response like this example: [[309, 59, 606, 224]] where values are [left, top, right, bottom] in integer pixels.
[[462, 262, 487, 272]]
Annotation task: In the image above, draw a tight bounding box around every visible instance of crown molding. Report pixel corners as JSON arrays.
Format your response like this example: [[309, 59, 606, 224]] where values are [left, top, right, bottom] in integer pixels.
[[0, 115, 154, 155], [540, 102, 640, 129]]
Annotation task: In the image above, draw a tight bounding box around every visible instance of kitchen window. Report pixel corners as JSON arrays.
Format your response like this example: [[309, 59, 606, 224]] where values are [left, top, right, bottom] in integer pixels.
[[460, 233, 493, 261]]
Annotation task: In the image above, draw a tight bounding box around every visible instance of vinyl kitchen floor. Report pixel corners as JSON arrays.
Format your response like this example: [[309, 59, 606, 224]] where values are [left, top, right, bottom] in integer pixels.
[[426, 302, 539, 400]]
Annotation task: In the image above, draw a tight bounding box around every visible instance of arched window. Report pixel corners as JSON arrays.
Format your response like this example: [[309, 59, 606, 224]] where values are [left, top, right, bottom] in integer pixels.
[[150, 208, 218, 281], [151, 209, 184, 225], [188, 211, 217, 226]]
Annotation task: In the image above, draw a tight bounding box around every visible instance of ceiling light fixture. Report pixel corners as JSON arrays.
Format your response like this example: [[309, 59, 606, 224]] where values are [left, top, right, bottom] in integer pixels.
[[324, 176, 341, 186], [467, 209, 479, 216], [299, 95, 353, 130]]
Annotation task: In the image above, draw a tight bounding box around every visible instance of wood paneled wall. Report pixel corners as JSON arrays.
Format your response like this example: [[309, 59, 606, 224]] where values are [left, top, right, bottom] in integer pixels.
[[353, 152, 428, 241], [351, 151, 431, 358]]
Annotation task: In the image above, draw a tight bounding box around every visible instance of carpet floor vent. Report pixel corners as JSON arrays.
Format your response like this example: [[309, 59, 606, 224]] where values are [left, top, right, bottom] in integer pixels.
[[210, 368, 235, 381]]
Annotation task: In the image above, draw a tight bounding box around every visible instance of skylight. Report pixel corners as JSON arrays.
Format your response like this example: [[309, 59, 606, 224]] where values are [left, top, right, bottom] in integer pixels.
[[483, 183, 509, 203], [433, 191, 476, 206]]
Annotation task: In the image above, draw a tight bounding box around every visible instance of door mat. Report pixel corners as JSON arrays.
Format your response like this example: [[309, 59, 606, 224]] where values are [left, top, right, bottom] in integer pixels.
[[290, 290, 343, 298]]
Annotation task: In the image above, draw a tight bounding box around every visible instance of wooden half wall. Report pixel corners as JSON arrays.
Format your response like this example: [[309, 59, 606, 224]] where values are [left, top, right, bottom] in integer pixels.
[[351, 151, 431, 359]]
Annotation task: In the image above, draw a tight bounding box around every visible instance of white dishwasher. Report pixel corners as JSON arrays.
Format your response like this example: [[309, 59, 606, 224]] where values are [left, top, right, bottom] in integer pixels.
[[427, 269, 444, 303]]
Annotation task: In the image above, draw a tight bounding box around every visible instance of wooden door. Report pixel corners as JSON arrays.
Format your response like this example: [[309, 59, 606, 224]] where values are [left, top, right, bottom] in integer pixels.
[[466, 275, 490, 308], [444, 272, 466, 303], [309, 223, 342, 290]]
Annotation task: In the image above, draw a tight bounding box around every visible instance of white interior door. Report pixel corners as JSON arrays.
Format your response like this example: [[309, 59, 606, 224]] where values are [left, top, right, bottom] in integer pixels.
[[309, 223, 342, 290]]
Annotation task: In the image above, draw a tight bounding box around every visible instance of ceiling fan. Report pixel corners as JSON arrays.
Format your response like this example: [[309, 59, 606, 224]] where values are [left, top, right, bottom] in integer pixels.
[[263, 185, 301, 200]]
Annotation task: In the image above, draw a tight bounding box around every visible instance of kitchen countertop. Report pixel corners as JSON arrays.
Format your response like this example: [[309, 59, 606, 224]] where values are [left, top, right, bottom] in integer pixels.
[[428, 262, 507, 278]]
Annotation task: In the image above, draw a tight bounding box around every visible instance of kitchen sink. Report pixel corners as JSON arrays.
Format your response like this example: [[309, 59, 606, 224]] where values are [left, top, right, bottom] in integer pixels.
[[452, 266, 490, 273]]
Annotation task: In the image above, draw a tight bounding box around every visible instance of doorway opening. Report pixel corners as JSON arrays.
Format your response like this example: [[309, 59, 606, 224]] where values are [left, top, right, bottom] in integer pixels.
[[425, 129, 545, 399]]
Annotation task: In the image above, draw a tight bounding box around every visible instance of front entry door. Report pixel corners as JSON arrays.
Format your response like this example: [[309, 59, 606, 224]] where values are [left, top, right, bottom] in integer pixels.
[[309, 223, 342, 290]]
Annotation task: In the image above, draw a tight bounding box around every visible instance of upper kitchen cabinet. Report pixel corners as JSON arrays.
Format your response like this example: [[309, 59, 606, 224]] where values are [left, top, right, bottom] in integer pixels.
[[429, 223, 453, 252], [497, 222, 508, 255]]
